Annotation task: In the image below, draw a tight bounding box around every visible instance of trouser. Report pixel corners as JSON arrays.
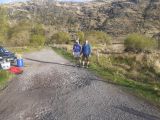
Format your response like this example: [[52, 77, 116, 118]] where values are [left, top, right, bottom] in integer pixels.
[[73, 52, 81, 65], [82, 54, 90, 66]]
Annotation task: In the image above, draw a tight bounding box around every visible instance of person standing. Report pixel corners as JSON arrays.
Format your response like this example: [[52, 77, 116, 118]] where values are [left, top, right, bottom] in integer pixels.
[[81, 40, 91, 68], [73, 40, 81, 67]]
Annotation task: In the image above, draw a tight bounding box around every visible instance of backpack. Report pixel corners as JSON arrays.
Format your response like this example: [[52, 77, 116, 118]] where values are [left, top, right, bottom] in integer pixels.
[[73, 43, 81, 52], [9, 66, 23, 74]]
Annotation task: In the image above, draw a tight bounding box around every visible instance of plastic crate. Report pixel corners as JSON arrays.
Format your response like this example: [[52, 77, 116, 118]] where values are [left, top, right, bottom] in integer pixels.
[[0, 61, 11, 70]]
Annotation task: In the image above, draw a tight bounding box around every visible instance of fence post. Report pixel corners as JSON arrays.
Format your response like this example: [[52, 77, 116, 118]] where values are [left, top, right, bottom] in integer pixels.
[[96, 49, 100, 65]]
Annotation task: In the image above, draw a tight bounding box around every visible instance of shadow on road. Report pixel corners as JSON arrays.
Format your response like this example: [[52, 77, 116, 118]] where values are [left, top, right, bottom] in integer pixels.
[[24, 57, 75, 67], [114, 105, 160, 120], [25, 58, 106, 80]]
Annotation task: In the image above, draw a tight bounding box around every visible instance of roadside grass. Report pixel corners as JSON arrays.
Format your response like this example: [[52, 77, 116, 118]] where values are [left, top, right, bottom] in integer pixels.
[[53, 47, 74, 62], [0, 46, 43, 90], [0, 71, 12, 89], [7, 46, 44, 54], [53, 47, 160, 107]]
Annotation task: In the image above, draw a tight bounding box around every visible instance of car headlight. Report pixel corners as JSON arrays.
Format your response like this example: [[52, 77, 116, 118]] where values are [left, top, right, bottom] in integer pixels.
[[6, 58, 10, 62]]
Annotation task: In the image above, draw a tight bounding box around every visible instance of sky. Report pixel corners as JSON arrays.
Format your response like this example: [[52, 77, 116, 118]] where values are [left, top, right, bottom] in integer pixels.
[[0, 0, 87, 4], [0, 0, 26, 3]]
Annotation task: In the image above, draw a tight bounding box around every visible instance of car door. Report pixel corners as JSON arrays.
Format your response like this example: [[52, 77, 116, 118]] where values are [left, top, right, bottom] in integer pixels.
[[0, 48, 4, 57], [0, 48, 4, 61]]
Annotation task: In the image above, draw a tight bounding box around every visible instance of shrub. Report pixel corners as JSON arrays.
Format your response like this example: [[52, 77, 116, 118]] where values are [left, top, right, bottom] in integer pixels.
[[9, 31, 30, 46], [76, 31, 85, 43], [124, 33, 157, 52], [7, 20, 46, 46], [0, 6, 9, 44], [8, 20, 31, 36], [30, 23, 46, 46], [31, 24, 45, 35], [30, 35, 46, 46], [153, 33, 160, 49], [84, 31, 111, 45], [7, 20, 32, 46], [50, 32, 71, 44]]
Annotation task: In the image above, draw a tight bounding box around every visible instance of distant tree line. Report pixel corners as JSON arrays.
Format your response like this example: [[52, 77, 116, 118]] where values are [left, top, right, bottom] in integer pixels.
[[0, 6, 46, 47], [0, 6, 159, 52]]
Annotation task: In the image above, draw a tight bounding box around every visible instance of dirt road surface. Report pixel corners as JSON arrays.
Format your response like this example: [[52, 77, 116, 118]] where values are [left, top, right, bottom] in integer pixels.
[[0, 48, 160, 120]]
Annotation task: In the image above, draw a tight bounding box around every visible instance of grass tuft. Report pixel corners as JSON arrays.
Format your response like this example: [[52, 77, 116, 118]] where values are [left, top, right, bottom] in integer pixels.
[[0, 70, 11, 89], [53, 47, 160, 108]]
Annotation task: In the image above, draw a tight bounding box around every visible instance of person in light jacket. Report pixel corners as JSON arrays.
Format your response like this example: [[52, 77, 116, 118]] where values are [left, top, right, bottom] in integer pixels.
[[73, 40, 81, 67]]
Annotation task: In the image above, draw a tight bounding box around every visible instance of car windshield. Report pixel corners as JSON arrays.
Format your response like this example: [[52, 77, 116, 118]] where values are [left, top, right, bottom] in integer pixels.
[[1, 47, 9, 52]]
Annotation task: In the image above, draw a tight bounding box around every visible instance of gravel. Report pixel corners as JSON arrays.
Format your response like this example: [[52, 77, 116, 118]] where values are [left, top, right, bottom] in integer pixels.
[[0, 48, 160, 120]]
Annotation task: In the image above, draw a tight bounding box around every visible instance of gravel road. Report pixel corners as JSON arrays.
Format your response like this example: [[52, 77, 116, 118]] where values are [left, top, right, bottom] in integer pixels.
[[0, 48, 160, 120]]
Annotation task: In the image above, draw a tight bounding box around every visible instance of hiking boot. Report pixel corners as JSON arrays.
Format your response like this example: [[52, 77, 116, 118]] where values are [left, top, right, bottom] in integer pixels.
[[76, 64, 80, 67]]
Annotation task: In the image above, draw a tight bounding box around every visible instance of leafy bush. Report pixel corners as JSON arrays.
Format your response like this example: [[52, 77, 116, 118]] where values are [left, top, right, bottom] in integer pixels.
[[31, 24, 45, 35], [30, 35, 45, 46], [0, 6, 9, 44], [84, 31, 111, 45], [9, 31, 30, 46], [50, 32, 71, 44], [7, 21, 46, 46], [124, 33, 157, 52], [30, 23, 46, 46], [76, 31, 85, 43], [7, 20, 32, 46]]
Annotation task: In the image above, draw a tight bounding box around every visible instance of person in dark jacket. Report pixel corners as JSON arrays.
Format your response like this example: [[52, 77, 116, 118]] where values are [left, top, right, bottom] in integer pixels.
[[73, 40, 81, 66], [81, 40, 91, 68]]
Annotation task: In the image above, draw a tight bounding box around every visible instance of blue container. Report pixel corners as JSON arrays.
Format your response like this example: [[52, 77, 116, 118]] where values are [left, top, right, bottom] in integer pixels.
[[17, 59, 24, 67]]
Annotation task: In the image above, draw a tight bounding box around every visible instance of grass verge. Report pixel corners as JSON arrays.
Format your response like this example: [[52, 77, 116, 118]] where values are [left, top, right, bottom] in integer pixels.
[[7, 46, 44, 54], [0, 71, 12, 90], [53, 47, 160, 108], [0, 46, 43, 90]]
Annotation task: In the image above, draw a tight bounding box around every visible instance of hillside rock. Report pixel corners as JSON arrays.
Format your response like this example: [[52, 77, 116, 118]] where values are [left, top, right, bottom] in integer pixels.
[[3, 0, 160, 39]]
